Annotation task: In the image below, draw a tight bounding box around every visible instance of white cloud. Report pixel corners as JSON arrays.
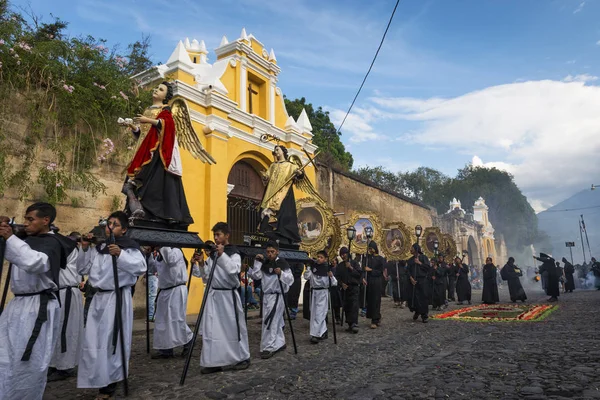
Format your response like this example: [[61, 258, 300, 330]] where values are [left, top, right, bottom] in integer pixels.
[[573, 1, 585, 13], [566, 60, 577, 64], [596, 40, 600, 46], [563, 73, 598, 83], [327, 106, 387, 143], [367, 79, 600, 210]]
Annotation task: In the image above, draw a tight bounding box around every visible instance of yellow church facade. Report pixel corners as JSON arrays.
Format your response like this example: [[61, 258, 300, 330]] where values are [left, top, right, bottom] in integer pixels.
[[133, 29, 318, 312]]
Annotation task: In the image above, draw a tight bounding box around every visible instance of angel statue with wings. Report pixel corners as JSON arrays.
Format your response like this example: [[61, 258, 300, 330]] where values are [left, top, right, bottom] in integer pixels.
[[121, 81, 215, 227], [259, 144, 322, 244]]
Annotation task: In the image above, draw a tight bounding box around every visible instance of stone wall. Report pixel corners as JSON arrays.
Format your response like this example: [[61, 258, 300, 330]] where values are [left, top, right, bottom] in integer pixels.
[[316, 165, 436, 231]]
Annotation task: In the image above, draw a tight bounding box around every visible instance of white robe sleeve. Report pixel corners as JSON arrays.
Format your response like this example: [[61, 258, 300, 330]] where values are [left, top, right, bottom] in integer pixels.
[[329, 274, 338, 287], [4, 235, 49, 274], [303, 268, 313, 280], [161, 247, 184, 268], [191, 262, 205, 279], [280, 267, 294, 293], [248, 260, 263, 280], [217, 253, 241, 275], [77, 246, 97, 276], [117, 248, 147, 276]]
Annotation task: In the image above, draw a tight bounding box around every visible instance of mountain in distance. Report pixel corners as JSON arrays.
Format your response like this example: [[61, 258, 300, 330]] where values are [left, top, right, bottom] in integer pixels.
[[537, 189, 600, 264]]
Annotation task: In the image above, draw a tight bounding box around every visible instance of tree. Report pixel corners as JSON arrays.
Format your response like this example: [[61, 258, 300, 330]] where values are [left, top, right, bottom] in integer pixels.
[[125, 35, 153, 76], [352, 162, 540, 254], [285, 97, 353, 170]]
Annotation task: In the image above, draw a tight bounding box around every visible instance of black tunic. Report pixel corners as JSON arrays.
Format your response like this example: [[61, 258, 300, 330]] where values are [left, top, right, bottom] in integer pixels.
[[364, 254, 385, 322], [407, 254, 432, 316], [563, 261, 575, 292], [286, 262, 304, 309], [134, 150, 193, 225], [501, 263, 527, 301], [482, 263, 500, 304], [447, 263, 459, 300], [455, 263, 472, 302], [432, 264, 447, 308], [537, 257, 560, 297], [259, 185, 301, 245]]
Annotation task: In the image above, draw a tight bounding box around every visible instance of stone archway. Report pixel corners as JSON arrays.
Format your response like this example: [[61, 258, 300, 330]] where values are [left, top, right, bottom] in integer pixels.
[[467, 235, 482, 267], [226, 160, 265, 244]]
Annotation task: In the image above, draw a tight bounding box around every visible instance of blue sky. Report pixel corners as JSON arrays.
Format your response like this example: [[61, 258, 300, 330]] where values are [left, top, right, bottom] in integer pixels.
[[12, 0, 600, 211]]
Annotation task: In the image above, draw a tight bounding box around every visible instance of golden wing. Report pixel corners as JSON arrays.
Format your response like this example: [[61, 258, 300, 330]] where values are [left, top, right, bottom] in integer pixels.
[[170, 98, 216, 164], [295, 172, 326, 206], [289, 154, 303, 168]]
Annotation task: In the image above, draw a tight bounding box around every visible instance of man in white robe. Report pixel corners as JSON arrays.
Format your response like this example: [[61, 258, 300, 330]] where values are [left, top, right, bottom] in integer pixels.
[[150, 246, 193, 359], [0, 203, 70, 400], [76, 211, 146, 399], [249, 241, 294, 359], [304, 250, 337, 344], [48, 232, 83, 381], [192, 222, 250, 374]]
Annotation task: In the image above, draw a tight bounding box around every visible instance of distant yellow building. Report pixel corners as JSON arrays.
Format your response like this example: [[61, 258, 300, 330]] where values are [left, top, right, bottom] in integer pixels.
[[134, 29, 318, 313]]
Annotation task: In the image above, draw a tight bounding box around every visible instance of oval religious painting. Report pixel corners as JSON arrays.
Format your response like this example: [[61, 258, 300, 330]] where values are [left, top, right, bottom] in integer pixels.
[[425, 231, 439, 254], [298, 207, 324, 244], [385, 228, 405, 256], [354, 218, 374, 246]]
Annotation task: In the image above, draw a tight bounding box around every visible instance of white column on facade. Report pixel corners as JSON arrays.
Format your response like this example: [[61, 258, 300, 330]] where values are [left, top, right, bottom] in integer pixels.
[[269, 79, 276, 124], [240, 58, 248, 112]]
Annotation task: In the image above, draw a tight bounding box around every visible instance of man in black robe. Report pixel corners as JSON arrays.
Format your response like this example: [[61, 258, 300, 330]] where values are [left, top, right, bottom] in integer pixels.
[[501, 257, 527, 302], [535, 253, 560, 302], [455, 257, 472, 305], [591, 258, 600, 290], [482, 257, 500, 304], [431, 259, 447, 311], [337, 247, 361, 333], [385, 259, 403, 307], [364, 241, 385, 329], [447, 257, 459, 301], [286, 262, 304, 320], [562, 257, 575, 293], [407, 244, 432, 323]]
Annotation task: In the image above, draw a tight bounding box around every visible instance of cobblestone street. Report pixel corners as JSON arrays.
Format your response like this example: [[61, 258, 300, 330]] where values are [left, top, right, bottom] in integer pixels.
[[45, 286, 600, 399]]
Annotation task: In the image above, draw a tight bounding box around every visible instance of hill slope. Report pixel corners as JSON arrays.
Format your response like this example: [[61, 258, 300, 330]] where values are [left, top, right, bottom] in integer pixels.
[[537, 189, 600, 264]]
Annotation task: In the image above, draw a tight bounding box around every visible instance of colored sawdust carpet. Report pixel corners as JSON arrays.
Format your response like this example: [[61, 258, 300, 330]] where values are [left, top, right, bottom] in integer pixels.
[[432, 303, 557, 322]]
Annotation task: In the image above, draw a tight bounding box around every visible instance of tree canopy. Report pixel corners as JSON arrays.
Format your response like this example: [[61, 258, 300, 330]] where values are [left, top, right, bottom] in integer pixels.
[[285, 97, 353, 170], [354, 164, 539, 253]]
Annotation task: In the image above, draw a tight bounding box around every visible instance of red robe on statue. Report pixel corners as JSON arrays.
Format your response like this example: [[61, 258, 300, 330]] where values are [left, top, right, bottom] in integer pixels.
[[124, 106, 191, 224], [127, 108, 180, 178]]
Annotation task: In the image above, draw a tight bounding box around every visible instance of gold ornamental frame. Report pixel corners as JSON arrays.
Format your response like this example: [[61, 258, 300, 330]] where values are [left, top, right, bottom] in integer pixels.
[[381, 221, 415, 261], [421, 226, 443, 259], [296, 197, 337, 257], [345, 211, 383, 254], [441, 233, 458, 259]]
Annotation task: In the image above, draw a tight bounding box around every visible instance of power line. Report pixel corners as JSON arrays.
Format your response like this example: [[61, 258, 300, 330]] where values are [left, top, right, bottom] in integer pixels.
[[541, 205, 600, 213], [336, 0, 401, 134]]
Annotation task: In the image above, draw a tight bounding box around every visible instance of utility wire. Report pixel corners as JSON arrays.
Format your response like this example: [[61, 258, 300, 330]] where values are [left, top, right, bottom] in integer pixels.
[[336, 0, 401, 134], [540, 205, 600, 213]]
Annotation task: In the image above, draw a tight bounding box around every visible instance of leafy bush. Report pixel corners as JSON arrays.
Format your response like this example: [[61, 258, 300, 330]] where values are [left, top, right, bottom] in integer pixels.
[[0, 0, 152, 204]]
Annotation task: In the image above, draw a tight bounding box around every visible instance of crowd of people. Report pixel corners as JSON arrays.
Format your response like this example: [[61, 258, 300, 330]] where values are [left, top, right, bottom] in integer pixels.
[[1, 203, 599, 399]]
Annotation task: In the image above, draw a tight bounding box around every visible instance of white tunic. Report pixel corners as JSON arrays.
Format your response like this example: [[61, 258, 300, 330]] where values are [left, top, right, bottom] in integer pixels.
[[150, 247, 192, 350], [76, 245, 146, 389], [304, 268, 337, 338], [249, 259, 294, 352], [0, 235, 60, 400], [50, 248, 83, 370], [192, 251, 250, 367]]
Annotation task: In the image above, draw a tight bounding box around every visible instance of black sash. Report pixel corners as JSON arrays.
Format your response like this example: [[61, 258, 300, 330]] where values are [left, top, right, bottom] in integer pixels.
[[14, 289, 57, 361], [263, 292, 281, 331], [59, 286, 79, 353], [95, 286, 131, 354], [154, 282, 186, 311], [213, 287, 241, 341]]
